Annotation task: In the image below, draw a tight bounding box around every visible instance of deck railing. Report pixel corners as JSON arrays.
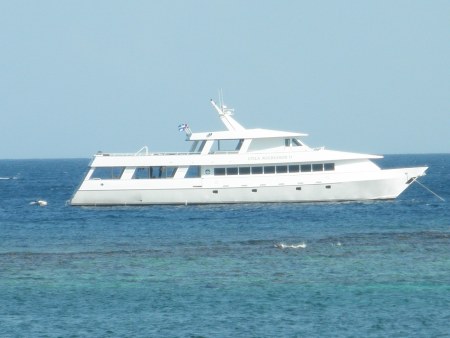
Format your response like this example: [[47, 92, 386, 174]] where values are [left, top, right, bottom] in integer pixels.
[[96, 150, 240, 157]]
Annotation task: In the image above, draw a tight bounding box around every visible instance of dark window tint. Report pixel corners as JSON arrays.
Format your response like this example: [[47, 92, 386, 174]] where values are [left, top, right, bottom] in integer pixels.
[[301, 164, 311, 172], [292, 139, 302, 146], [133, 167, 150, 179], [324, 163, 335, 171], [91, 167, 124, 180], [289, 165, 299, 173], [252, 167, 263, 174], [239, 167, 250, 175], [186, 166, 201, 178], [312, 164, 323, 172], [276, 165, 288, 173], [227, 167, 238, 175], [264, 166, 275, 174], [164, 167, 178, 178], [198, 141, 206, 153], [214, 168, 226, 176], [236, 139, 244, 151]]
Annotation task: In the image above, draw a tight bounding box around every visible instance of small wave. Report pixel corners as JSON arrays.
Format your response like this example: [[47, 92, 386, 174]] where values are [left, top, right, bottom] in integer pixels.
[[275, 242, 307, 249]]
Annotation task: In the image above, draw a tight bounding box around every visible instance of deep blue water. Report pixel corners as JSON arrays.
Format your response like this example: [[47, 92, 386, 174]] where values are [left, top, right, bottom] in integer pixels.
[[0, 154, 449, 337]]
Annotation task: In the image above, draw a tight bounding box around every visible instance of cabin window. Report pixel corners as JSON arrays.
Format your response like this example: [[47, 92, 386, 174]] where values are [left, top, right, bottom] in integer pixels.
[[91, 167, 125, 180], [185, 166, 201, 178], [227, 167, 238, 175], [292, 139, 302, 146], [213, 139, 242, 152], [189, 140, 199, 153], [214, 168, 226, 176], [209, 163, 333, 177], [301, 164, 312, 172], [133, 167, 151, 179], [264, 166, 275, 174], [236, 139, 244, 151], [151, 167, 163, 179], [289, 165, 299, 173], [252, 166, 263, 174], [276, 165, 288, 173], [285, 139, 290, 147], [312, 163, 323, 172], [133, 166, 177, 179], [239, 167, 251, 175], [324, 163, 335, 171], [198, 141, 206, 153], [190, 140, 206, 153], [151, 167, 162, 178], [164, 167, 178, 178]]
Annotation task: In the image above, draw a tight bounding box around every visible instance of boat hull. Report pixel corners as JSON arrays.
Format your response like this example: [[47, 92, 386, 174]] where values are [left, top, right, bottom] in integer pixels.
[[70, 167, 427, 206]]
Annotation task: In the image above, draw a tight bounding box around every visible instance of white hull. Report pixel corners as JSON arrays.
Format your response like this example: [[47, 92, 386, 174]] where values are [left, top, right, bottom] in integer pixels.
[[70, 167, 427, 205], [70, 99, 427, 206]]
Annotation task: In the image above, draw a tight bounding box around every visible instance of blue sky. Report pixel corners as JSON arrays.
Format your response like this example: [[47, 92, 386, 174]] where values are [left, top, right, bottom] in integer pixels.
[[1, 1, 448, 158]]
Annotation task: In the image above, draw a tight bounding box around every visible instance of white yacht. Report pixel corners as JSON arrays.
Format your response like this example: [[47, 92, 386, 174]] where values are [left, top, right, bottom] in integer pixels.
[[70, 100, 427, 206]]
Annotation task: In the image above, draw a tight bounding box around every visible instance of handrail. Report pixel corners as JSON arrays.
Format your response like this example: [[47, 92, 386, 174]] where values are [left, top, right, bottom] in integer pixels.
[[97, 149, 313, 157], [98, 150, 240, 157], [98, 151, 198, 157], [135, 146, 149, 155], [95, 146, 318, 156]]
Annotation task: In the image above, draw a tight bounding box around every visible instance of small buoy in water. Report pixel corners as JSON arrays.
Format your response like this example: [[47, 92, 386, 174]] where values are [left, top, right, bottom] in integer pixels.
[[30, 200, 48, 206]]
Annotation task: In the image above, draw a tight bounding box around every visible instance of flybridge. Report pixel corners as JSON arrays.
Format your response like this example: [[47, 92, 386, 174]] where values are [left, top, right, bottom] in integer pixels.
[[187, 100, 308, 141]]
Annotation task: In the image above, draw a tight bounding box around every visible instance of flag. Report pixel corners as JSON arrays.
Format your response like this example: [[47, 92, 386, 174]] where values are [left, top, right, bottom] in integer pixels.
[[178, 123, 188, 132]]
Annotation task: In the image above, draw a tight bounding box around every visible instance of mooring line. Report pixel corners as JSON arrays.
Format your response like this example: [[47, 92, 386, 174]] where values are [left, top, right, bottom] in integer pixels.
[[414, 179, 445, 202]]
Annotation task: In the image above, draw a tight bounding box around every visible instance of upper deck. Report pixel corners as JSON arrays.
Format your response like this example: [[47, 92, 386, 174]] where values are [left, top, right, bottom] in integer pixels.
[[90, 99, 382, 167]]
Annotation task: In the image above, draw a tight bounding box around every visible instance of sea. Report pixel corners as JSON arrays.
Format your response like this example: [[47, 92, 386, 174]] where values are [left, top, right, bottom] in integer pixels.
[[0, 154, 449, 338]]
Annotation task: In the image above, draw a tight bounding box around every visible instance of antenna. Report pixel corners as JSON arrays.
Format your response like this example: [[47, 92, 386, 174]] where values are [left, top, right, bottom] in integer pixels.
[[218, 89, 224, 109], [210, 94, 244, 131]]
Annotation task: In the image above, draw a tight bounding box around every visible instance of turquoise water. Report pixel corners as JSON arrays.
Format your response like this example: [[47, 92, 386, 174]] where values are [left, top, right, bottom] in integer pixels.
[[1, 155, 449, 337]]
